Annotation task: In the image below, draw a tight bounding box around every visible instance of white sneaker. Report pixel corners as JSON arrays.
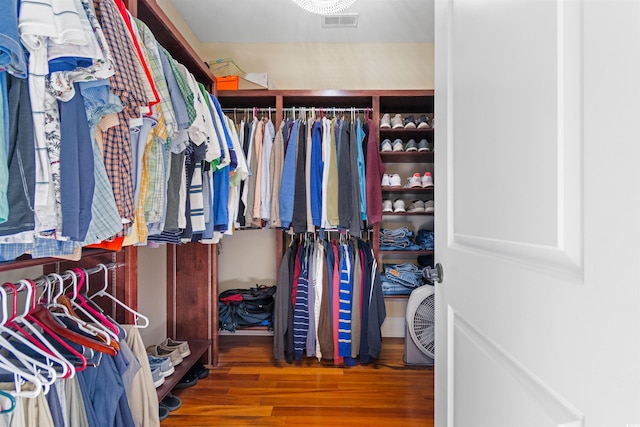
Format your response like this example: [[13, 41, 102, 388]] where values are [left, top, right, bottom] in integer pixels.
[[407, 200, 425, 213], [382, 199, 393, 212], [389, 173, 402, 187], [380, 139, 392, 152], [405, 173, 422, 188], [424, 200, 434, 213], [392, 139, 404, 152], [381, 174, 391, 187], [421, 172, 434, 188], [391, 114, 404, 129], [393, 199, 406, 213], [380, 113, 391, 129]]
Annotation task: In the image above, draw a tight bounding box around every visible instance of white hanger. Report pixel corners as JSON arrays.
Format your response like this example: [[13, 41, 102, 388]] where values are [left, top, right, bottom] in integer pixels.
[[62, 269, 120, 343], [0, 286, 56, 393], [87, 264, 149, 328], [13, 280, 77, 379], [0, 285, 46, 398], [0, 283, 62, 382], [45, 273, 113, 346]]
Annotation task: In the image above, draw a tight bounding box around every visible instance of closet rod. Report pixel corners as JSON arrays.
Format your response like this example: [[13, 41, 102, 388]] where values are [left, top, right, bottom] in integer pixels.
[[4, 262, 125, 293], [284, 107, 372, 112], [221, 108, 275, 113]]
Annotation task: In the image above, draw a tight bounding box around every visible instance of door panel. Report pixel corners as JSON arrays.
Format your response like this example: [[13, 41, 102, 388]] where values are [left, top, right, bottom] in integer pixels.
[[449, 0, 583, 274], [435, 0, 640, 425]]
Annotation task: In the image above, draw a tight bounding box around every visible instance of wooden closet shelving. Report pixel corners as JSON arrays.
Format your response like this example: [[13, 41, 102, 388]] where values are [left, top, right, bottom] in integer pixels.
[[208, 89, 434, 302]]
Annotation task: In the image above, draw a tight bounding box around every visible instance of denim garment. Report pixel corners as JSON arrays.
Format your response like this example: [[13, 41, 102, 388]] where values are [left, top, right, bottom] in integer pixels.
[[383, 263, 424, 288], [380, 234, 413, 244], [78, 80, 123, 127], [415, 229, 435, 250], [380, 226, 411, 238], [381, 280, 415, 296], [379, 242, 422, 251], [0, 0, 27, 78]]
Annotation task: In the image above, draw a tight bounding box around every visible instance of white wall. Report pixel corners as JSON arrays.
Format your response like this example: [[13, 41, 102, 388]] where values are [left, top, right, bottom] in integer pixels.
[[137, 245, 168, 347], [199, 42, 434, 90]]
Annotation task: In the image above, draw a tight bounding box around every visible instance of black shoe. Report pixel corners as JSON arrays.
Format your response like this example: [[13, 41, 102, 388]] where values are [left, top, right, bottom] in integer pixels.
[[159, 404, 169, 421], [161, 392, 182, 411], [188, 362, 209, 379], [173, 371, 198, 389]]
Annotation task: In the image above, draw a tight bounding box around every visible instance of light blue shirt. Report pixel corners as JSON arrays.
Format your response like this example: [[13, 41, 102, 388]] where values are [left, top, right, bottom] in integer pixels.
[[279, 120, 299, 229]]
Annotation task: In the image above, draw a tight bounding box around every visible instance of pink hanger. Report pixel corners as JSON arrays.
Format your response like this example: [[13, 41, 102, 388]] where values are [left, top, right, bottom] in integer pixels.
[[69, 268, 119, 336], [22, 280, 87, 372]]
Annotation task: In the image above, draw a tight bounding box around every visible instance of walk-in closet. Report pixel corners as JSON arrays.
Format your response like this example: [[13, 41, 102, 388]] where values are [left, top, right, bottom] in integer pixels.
[[1, 0, 638, 425]]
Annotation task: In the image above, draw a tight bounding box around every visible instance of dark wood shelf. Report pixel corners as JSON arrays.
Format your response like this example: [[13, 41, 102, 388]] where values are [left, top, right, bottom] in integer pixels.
[[0, 248, 116, 273], [382, 212, 434, 216], [135, 0, 214, 88], [379, 250, 434, 255], [380, 127, 433, 134], [382, 187, 434, 194], [380, 152, 433, 163], [156, 339, 211, 401]]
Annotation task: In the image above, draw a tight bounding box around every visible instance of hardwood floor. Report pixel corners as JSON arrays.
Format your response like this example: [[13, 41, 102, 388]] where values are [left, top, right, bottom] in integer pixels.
[[161, 335, 434, 426]]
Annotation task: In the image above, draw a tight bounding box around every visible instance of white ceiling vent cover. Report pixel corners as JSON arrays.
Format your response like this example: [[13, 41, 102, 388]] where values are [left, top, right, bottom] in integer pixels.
[[321, 13, 359, 28]]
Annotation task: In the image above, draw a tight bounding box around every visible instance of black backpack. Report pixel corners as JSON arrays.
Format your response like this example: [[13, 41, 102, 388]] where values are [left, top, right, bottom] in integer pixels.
[[218, 285, 276, 332]]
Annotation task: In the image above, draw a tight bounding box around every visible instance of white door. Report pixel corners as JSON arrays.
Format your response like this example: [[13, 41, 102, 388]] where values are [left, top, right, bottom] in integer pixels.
[[434, 1, 640, 426]]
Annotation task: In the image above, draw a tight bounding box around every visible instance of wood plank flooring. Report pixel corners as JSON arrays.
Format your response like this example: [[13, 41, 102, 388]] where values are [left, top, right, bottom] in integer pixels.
[[161, 335, 434, 426]]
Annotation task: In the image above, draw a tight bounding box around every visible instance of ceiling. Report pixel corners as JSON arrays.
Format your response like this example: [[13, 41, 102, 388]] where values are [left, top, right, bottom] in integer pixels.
[[168, 0, 434, 44]]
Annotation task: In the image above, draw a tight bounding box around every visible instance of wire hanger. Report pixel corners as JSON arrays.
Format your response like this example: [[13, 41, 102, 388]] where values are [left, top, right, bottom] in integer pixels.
[[68, 268, 121, 340], [0, 283, 60, 385], [0, 284, 46, 398], [0, 389, 16, 414], [87, 264, 149, 328], [6, 281, 75, 379], [40, 274, 115, 357]]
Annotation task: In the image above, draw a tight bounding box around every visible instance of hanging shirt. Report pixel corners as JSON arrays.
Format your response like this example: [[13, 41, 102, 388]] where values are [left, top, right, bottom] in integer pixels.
[[0, 0, 27, 78], [279, 119, 298, 229], [259, 119, 275, 221], [293, 244, 310, 360]]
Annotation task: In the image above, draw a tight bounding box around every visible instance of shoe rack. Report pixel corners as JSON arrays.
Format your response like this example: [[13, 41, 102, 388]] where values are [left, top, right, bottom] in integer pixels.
[[377, 94, 435, 298]]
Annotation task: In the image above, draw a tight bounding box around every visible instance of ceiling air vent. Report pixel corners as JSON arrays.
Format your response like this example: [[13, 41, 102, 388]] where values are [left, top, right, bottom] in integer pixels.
[[321, 13, 359, 28]]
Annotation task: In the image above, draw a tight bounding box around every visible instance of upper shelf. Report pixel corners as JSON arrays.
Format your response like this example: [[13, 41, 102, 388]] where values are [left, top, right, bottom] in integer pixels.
[[216, 89, 434, 108]]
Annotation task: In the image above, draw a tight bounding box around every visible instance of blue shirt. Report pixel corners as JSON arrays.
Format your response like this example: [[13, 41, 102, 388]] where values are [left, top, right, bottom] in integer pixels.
[[310, 120, 323, 227], [279, 120, 299, 229]]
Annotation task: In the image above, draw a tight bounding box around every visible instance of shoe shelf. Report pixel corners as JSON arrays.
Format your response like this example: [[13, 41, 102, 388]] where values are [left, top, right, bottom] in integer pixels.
[[382, 187, 434, 194], [156, 339, 211, 401], [380, 128, 433, 134], [380, 152, 433, 163], [378, 250, 435, 256], [383, 294, 411, 300], [382, 212, 434, 216]]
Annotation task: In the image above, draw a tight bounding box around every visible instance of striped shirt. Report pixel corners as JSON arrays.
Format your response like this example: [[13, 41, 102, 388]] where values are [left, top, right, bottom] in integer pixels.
[[338, 243, 352, 357], [293, 247, 310, 360]]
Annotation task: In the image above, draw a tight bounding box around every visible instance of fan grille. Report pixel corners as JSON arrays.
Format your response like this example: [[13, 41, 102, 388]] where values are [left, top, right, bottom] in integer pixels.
[[413, 293, 435, 357]]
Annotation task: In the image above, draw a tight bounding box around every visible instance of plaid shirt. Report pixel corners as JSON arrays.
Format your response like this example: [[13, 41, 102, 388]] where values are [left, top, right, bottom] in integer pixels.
[[94, 0, 149, 229]]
